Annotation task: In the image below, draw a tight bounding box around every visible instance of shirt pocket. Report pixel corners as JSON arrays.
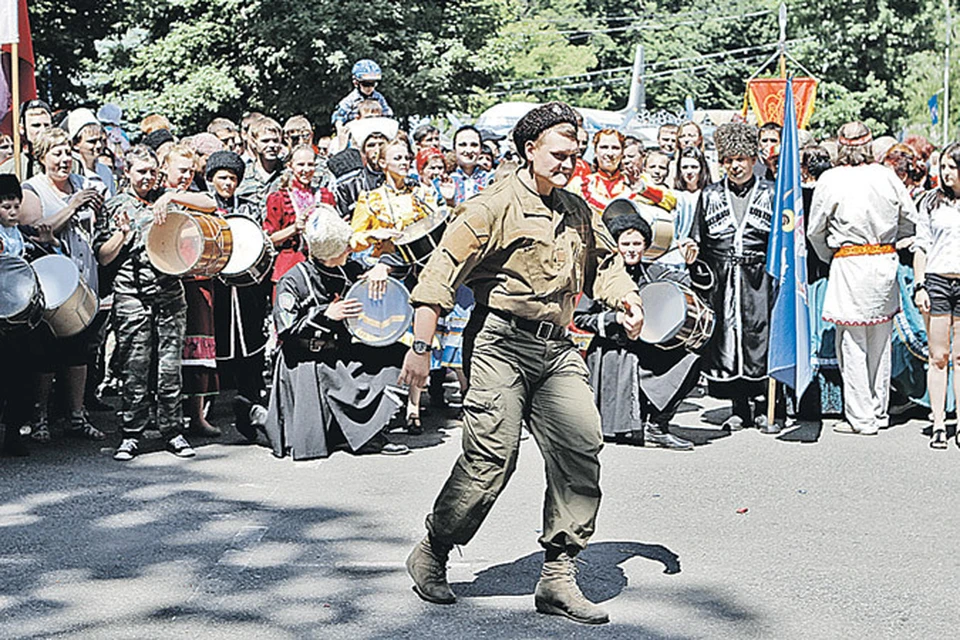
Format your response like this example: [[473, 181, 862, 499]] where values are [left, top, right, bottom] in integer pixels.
[[522, 227, 583, 295]]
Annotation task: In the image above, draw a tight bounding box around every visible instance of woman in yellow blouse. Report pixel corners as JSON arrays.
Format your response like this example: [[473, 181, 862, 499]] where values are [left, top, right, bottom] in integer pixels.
[[351, 137, 446, 256], [350, 135, 448, 433]]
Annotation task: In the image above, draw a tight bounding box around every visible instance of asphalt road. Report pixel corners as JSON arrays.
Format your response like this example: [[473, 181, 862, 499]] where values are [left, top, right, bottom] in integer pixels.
[[0, 390, 957, 639]]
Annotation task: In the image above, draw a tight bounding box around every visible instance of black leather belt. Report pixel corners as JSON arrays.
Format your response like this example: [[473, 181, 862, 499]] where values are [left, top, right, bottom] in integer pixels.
[[482, 306, 569, 341], [725, 251, 765, 265], [294, 337, 333, 352]]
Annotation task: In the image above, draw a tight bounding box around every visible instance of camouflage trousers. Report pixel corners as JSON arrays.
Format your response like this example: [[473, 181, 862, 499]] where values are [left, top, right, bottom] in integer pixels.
[[426, 311, 604, 554], [113, 292, 187, 437]]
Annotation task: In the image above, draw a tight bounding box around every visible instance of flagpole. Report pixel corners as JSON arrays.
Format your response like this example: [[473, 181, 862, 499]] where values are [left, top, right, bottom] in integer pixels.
[[11, 41, 20, 180], [768, 3, 789, 429]]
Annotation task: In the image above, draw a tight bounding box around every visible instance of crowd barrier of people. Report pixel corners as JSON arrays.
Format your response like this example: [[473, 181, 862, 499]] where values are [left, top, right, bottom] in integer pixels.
[[0, 57, 949, 467]]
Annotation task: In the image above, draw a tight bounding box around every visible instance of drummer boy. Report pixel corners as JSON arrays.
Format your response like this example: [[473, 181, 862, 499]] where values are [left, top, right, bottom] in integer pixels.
[[0, 175, 59, 258], [0, 174, 54, 457]]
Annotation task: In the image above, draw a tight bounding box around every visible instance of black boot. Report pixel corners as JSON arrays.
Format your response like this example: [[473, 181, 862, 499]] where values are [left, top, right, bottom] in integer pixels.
[[233, 396, 257, 442], [723, 398, 752, 431], [643, 422, 694, 450]]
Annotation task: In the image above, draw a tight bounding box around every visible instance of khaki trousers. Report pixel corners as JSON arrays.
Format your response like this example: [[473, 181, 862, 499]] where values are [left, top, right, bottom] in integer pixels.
[[426, 311, 604, 553]]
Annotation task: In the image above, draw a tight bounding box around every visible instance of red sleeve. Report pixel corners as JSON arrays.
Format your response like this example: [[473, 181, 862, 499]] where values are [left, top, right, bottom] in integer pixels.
[[318, 187, 336, 206], [263, 190, 284, 233]]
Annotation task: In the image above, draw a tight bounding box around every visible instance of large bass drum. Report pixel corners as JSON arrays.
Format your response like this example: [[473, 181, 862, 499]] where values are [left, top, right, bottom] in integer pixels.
[[0, 255, 45, 335], [344, 277, 413, 347], [219, 215, 275, 287], [32, 255, 99, 338], [145, 209, 233, 278], [603, 198, 675, 259], [637, 280, 714, 351]]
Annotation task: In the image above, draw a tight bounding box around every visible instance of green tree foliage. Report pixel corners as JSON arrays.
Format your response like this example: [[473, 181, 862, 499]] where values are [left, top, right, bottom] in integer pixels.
[[790, 0, 939, 139], [28, 0, 126, 106], [25, 0, 953, 141], [476, 0, 784, 114], [81, 0, 506, 133]]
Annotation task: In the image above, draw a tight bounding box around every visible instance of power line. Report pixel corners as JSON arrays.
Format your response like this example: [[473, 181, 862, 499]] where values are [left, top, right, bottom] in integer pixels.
[[492, 39, 814, 90], [517, 1, 769, 25], [482, 51, 774, 97], [511, 9, 774, 37]]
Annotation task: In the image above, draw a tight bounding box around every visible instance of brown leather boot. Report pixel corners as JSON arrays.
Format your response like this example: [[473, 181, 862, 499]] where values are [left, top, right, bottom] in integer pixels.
[[534, 551, 609, 624], [406, 536, 456, 604]]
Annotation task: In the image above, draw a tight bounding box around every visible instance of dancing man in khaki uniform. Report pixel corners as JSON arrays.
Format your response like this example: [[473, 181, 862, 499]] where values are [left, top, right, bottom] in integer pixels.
[[398, 102, 645, 625]]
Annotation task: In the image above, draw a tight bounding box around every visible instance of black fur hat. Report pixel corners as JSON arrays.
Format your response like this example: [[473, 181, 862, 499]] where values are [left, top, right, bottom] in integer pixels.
[[0, 174, 22, 202], [512, 101, 579, 157], [142, 128, 174, 151], [205, 150, 246, 182], [605, 213, 652, 248]]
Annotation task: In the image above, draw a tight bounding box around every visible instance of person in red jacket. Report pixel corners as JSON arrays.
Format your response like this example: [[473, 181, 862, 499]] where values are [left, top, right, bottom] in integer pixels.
[[263, 145, 336, 286]]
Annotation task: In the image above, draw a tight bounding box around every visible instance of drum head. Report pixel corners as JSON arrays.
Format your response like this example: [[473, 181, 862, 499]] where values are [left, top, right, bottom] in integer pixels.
[[32, 255, 80, 310], [638, 281, 686, 344], [145, 211, 203, 275], [0, 256, 38, 318], [221, 216, 263, 275], [345, 277, 413, 347], [396, 209, 448, 246]]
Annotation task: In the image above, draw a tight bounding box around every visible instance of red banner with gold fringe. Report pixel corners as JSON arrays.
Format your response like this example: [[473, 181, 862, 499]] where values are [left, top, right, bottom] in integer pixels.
[[746, 78, 817, 130]]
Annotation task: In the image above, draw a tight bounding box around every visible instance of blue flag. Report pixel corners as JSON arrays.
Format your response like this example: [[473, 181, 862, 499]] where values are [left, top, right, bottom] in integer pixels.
[[766, 78, 813, 397], [929, 93, 940, 125]]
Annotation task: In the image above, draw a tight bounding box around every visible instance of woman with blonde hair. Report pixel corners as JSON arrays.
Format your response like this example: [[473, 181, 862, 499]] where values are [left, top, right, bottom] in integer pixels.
[[351, 135, 448, 433], [19, 127, 107, 442], [566, 128, 631, 215]]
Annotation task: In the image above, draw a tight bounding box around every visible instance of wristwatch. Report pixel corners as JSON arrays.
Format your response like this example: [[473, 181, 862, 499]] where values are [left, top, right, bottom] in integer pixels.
[[914, 282, 927, 294], [411, 339, 430, 355]]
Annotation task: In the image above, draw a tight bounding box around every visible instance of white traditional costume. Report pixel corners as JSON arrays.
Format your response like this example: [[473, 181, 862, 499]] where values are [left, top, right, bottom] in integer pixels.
[[808, 154, 919, 433]]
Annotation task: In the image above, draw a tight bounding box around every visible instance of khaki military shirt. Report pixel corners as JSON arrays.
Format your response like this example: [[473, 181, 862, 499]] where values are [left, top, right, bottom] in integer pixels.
[[410, 170, 638, 326]]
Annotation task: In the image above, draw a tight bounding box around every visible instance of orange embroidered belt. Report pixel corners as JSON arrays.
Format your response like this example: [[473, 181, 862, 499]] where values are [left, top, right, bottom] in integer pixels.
[[834, 243, 895, 259]]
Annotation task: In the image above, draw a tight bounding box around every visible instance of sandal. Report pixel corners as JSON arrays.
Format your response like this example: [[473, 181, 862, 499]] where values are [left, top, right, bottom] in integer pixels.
[[68, 412, 106, 441], [406, 413, 423, 435], [30, 417, 51, 444], [931, 429, 948, 450]]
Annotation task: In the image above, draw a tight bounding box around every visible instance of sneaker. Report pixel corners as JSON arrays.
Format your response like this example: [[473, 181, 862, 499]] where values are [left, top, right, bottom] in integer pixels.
[[166, 434, 196, 458], [114, 438, 139, 461], [249, 404, 268, 428]]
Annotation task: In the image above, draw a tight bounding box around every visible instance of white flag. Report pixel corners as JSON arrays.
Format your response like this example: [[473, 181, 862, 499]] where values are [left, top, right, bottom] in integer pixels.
[[0, 0, 19, 46]]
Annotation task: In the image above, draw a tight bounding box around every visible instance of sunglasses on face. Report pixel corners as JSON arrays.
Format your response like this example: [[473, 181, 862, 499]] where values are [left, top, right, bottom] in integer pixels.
[[359, 81, 378, 88]]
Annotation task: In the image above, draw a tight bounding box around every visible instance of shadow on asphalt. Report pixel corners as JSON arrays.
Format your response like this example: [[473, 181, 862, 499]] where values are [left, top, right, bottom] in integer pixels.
[[452, 542, 681, 602], [668, 426, 730, 447], [0, 448, 373, 637], [776, 421, 823, 443], [0, 395, 765, 638]]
